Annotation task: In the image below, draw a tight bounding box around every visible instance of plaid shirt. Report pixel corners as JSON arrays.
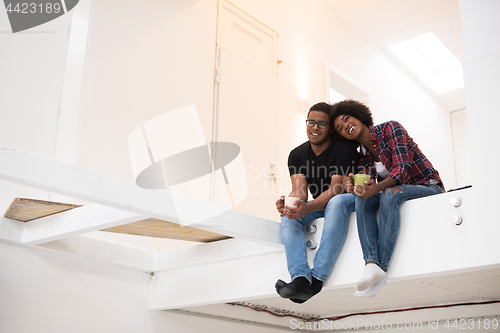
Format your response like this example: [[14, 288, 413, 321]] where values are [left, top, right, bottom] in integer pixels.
[[359, 121, 444, 190]]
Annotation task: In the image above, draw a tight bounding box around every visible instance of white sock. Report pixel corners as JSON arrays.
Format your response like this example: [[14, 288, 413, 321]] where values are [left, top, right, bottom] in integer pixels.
[[356, 263, 386, 291], [355, 274, 388, 297]]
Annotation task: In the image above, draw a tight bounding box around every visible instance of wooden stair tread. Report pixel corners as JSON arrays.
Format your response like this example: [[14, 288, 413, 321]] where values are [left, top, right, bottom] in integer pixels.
[[100, 218, 231, 243], [4, 198, 81, 222], [4, 198, 231, 243]]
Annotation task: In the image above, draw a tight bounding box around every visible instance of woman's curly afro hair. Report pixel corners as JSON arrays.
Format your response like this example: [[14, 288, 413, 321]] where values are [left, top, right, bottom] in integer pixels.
[[330, 100, 374, 129]]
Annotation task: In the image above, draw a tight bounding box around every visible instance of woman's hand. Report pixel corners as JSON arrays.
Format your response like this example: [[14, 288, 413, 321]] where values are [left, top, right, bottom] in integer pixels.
[[343, 173, 354, 193], [284, 199, 309, 220], [353, 179, 380, 199]]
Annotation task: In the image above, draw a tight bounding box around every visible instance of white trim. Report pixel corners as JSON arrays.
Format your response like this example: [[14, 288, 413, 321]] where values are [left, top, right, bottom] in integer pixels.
[[22, 204, 144, 245], [60, 0, 68, 13], [52, 0, 95, 204], [152, 238, 283, 271], [324, 63, 370, 104], [149, 251, 287, 310], [54, 0, 95, 165], [38, 235, 155, 271], [34, 234, 282, 273]]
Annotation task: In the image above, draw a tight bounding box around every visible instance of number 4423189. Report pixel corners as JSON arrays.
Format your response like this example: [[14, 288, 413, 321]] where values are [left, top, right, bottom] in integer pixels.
[[444, 318, 498, 330], [5, 2, 62, 14]]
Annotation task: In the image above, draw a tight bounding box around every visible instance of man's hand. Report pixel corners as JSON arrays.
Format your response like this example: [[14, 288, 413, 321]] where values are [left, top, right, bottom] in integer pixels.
[[343, 173, 354, 193], [276, 195, 286, 217], [284, 199, 309, 220], [353, 178, 379, 199]]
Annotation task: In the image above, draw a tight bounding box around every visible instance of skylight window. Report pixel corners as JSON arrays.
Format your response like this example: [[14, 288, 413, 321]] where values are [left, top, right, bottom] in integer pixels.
[[388, 32, 464, 94]]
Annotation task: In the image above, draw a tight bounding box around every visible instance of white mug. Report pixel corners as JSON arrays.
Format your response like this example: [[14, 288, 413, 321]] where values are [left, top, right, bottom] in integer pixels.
[[284, 196, 300, 209]]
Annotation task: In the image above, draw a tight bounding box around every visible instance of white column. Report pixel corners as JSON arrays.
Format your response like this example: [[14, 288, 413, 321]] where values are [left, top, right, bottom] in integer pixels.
[[459, 0, 500, 194], [52, 0, 95, 203]]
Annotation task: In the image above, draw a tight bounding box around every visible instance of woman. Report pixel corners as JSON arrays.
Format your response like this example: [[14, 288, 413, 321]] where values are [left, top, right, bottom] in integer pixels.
[[331, 100, 445, 297]]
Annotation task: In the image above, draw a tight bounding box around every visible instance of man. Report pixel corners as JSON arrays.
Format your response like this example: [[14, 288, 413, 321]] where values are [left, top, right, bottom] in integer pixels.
[[275, 102, 359, 303]]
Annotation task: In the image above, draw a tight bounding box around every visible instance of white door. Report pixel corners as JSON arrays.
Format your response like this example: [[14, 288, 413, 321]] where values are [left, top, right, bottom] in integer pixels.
[[213, 2, 279, 220]]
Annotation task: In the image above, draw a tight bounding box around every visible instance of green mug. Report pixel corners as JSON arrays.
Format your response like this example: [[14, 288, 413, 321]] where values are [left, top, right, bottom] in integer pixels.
[[353, 173, 371, 190]]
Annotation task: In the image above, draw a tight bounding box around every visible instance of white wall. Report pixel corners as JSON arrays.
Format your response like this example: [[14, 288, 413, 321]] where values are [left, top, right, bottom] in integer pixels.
[[0, 8, 72, 211], [0, 0, 484, 331], [2, 0, 456, 214], [79, 0, 455, 204], [228, 0, 456, 191], [0, 10, 70, 158], [0, 241, 286, 333], [76, 0, 218, 181], [459, 0, 500, 192], [77, 0, 458, 204], [0, 1, 461, 218], [451, 109, 472, 187]]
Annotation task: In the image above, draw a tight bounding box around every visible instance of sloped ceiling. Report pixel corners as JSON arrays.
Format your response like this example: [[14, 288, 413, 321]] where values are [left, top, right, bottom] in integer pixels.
[[326, 0, 466, 111]]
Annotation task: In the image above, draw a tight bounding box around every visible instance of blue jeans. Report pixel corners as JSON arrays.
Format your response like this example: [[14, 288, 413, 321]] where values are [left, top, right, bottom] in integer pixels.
[[355, 184, 444, 271], [280, 193, 355, 282]]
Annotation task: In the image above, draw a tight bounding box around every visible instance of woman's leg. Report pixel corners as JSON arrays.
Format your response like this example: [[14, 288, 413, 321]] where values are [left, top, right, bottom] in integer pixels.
[[355, 193, 381, 266], [355, 193, 386, 291], [378, 184, 443, 271], [356, 184, 443, 297]]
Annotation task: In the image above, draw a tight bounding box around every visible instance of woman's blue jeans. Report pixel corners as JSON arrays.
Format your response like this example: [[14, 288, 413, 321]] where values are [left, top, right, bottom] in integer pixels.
[[280, 193, 355, 282], [355, 184, 444, 271]]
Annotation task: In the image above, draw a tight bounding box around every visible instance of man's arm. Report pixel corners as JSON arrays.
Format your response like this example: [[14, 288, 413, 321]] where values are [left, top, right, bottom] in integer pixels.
[[289, 174, 309, 201], [277, 174, 308, 217], [284, 174, 345, 220]]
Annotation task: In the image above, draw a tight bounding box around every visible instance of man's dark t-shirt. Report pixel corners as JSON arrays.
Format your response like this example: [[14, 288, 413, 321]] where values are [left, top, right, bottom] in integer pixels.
[[288, 140, 359, 199]]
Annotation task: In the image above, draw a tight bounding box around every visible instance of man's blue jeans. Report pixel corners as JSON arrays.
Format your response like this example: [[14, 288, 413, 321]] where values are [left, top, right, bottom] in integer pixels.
[[280, 193, 356, 282], [355, 184, 444, 271]]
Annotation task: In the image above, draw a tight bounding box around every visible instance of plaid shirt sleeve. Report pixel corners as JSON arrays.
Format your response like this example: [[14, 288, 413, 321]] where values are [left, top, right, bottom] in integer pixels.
[[365, 121, 444, 189]]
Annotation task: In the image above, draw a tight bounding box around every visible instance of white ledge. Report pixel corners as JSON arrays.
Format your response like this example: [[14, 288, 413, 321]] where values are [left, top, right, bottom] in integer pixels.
[[152, 238, 283, 271], [38, 235, 155, 271], [149, 187, 500, 310], [3, 145, 496, 313], [22, 204, 144, 245], [0, 145, 282, 247]]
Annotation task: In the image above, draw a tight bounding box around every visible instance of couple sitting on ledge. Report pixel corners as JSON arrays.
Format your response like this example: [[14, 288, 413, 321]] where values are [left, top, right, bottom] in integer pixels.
[[275, 100, 444, 303]]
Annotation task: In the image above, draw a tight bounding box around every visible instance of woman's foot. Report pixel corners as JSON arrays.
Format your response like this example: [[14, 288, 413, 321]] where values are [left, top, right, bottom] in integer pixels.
[[356, 263, 386, 291], [355, 274, 388, 297]]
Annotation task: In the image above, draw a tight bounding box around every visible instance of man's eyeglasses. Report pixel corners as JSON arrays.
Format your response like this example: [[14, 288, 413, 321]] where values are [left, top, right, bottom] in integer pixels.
[[306, 120, 329, 129]]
